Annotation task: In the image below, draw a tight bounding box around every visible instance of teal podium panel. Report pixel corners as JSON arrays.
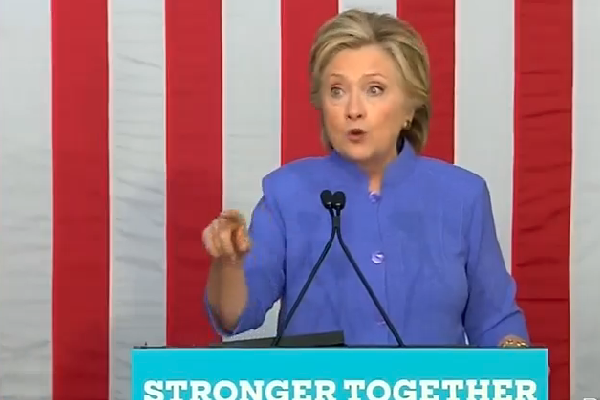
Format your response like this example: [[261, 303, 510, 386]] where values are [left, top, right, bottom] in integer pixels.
[[131, 348, 548, 400]]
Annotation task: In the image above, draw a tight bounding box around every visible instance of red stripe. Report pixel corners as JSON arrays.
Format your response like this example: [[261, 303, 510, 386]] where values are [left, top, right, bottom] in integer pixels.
[[281, 0, 338, 164], [396, 0, 455, 163], [51, 0, 110, 399], [165, 0, 221, 347], [512, 1, 572, 399]]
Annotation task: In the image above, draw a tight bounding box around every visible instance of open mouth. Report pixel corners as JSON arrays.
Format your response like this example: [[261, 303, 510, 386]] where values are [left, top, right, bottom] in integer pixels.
[[347, 128, 367, 142]]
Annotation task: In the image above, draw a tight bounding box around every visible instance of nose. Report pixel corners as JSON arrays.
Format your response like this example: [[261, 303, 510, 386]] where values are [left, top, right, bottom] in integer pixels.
[[345, 90, 365, 121]]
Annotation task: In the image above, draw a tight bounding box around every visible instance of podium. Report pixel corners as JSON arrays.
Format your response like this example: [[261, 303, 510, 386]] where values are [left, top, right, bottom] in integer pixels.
[[131, 331, 548, 400], [208, 330, 345, 348]]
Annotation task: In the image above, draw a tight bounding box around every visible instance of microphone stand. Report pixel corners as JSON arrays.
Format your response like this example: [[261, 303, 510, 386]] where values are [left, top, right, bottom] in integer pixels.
[[271, 190, 404, 348], [270, 191, 337, 347], [330, 191, 404, 347]]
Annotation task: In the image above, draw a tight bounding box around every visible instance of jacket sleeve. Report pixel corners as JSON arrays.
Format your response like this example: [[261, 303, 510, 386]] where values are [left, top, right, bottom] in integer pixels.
[[205, 178, 287, 337], [463, 179, 530, 347]]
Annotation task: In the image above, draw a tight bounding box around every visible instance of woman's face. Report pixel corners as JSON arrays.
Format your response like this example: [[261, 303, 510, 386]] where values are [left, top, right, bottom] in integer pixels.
[[321, 44, 414, 169]]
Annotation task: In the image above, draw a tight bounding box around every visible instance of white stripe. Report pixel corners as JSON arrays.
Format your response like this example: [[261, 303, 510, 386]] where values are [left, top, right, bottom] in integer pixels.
[[221, 0, 282, 341], [571, 1, 600, 397], [108, 0, 167, 398], [339, 0, 396, 14], [454, 0, 514, 272], [0, 1, 53, 398]]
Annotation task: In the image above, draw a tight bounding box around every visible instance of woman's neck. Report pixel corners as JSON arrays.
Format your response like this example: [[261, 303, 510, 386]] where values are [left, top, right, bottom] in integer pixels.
[[361, 153, 396, 193], [368, 175, 383, 193]]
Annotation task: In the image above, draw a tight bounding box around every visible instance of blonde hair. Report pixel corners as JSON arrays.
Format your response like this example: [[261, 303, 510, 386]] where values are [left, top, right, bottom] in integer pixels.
[[309, 9, 431, 153]]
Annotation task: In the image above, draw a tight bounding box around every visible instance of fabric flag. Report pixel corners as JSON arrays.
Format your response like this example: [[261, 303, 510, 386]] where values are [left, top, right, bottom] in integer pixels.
[[0, 0, 598, 399]]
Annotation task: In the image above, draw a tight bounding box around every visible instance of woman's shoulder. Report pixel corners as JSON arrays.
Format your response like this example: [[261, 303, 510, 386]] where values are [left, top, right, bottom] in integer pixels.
[[416, 155, 487, 195], [272, 155, 330, 176], [260, 155, 332, 196]]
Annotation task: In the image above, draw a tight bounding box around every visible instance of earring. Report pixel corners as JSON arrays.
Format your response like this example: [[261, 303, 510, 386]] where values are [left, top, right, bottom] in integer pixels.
[[403, 120, 411, 130]]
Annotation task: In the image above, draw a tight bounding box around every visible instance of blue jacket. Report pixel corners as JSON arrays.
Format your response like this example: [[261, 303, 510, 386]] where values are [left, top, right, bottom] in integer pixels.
[[206, 142, 529, 346]]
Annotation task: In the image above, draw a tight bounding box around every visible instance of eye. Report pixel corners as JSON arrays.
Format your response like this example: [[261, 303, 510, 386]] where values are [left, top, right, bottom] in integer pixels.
[[330, 86, 344, 98], [367, 85, 384, 95]]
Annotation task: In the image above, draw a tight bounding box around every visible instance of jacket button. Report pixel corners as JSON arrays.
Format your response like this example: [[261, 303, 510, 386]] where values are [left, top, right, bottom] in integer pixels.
[[371, 251, 384, 264]]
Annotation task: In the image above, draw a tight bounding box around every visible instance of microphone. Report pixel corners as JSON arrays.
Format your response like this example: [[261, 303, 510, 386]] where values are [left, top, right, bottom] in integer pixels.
[[330, 190, 405, 347], [271, 190, 337, 346]]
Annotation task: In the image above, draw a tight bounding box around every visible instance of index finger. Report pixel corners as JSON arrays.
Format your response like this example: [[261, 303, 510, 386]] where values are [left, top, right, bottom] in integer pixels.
[[219, 210, 245, 224]]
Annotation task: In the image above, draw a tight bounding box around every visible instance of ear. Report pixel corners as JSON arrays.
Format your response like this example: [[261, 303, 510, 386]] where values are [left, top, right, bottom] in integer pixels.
[[401, 96, 417, 125], [406, 100, 417, 122], [401, 106, 416, 130]]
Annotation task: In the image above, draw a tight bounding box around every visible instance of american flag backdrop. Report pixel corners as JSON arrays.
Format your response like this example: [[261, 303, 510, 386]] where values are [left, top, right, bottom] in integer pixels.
[[0, 0, 598, 399]]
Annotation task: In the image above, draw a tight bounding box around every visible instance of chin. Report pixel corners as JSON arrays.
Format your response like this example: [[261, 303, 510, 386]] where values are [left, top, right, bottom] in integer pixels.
[[337, 145, 376, 163]]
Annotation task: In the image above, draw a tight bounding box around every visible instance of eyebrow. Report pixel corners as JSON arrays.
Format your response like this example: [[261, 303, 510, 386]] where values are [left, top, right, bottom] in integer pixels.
[[328, 72, 388, 80]]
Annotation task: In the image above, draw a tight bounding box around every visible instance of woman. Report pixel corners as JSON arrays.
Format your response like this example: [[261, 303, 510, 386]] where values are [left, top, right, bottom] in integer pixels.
[[203, 9, 529, 347]]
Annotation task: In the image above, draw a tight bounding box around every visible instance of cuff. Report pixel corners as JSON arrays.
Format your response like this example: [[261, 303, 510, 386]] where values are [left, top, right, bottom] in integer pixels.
[[474, 310, 530, 347]]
